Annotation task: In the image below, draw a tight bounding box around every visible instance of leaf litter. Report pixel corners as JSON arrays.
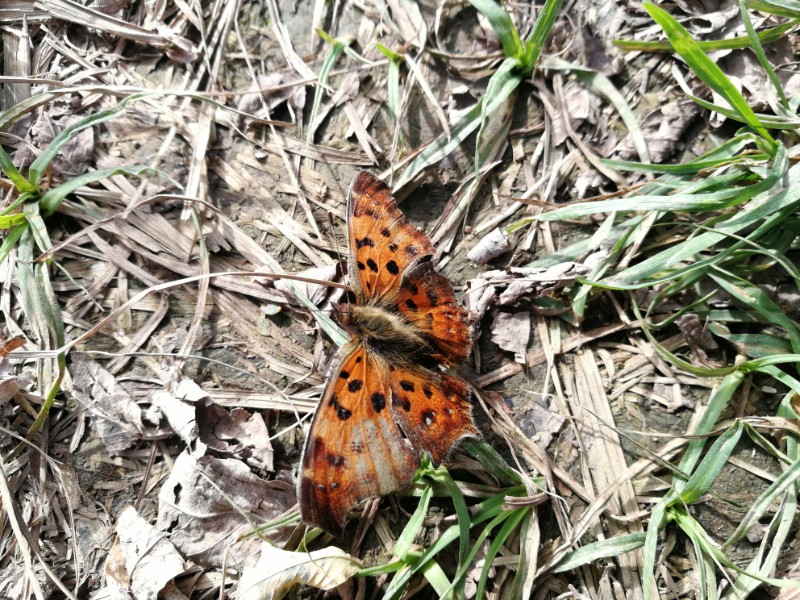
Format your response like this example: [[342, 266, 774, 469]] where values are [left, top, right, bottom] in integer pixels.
[[0, 0, 797, 598]]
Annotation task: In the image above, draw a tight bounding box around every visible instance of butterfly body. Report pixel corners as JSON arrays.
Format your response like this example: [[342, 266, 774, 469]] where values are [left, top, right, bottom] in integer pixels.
[[298, 172, 478, 534]]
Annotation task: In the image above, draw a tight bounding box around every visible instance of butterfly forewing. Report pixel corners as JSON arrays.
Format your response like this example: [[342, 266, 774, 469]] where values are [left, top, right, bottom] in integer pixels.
[[347, 172, 435, 303], [388, 366, 477, 464], [394, 260, 471, 364], [299, 343, 418, 534]]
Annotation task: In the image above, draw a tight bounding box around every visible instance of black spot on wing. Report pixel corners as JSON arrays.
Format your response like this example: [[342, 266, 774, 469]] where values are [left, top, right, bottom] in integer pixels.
[[348, 379, 363, 393], [367, 258, 378, 272], [386, 260, 399, 275], [399, 380, 415, 392], [381, 228, 391, 237], [327, 453, 345, 466], [356, 237, 375, 248], [371, 392, 386, 412], [426, 289, 438, 306], [405, 299, 417, 310], [328, 394, 352, 421], [392, 396, 411, 411]]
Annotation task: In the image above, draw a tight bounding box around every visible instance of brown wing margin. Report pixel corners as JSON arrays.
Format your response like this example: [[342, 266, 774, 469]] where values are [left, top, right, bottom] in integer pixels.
[[392, 260, 472, 364], [388, 365, 479, 465], [298, 343, 418, 534]]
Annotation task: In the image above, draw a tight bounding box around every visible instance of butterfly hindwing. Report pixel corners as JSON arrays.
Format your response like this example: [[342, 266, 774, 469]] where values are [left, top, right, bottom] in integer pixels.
[[394, 260, 471, 364], [388, 366, 478, 464], [347, 171, 435, 303], [299, 343, 418, 534]]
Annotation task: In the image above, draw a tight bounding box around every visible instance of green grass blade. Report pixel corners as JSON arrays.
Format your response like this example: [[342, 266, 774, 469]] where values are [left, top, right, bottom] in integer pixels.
[[670, 65, 799, 129], [467, 0, 523, 59], [709, 268, 800, 355], [392, 483, 433, 560], [427, 465, 471, 595], [604, 150, 798, 287], [679, 420, 743, 504], [0, 223, 27, 266], [0, 143, 35, 193], [28, 93, 146, 187], [613, 18, 798, 52], [475, 508, 528, 599], [723, 453, 800, 548], [673, 509, 800, 589], [675, 372, 746, 488], [737, 0, 788, 107], [38, 165, 165, 217], [642, 500, 669, 600], [22, 202, 52, 256], [744, 0, 800, 18], [643, 2, 776, 147], [419, 560, 455, 599], [520, 0, 564, 70], [375, 44, 402, 127], [393, 57, 521, 190], [307, 30, 347, 143], [462, 438, 523, 485], [554, 532, 646, 572]]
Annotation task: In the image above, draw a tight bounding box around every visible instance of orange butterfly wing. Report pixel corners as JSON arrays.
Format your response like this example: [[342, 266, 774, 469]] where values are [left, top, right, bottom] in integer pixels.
[[299, 171, 479, 534], [347, 171, 435, 302], [298, 344, 418, 534], [388, 366, 477, 464], [394, 260, 472, 364]]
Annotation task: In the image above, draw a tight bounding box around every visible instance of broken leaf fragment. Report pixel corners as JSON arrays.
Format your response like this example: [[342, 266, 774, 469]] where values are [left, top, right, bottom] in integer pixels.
[[239, 544, 362, 600]]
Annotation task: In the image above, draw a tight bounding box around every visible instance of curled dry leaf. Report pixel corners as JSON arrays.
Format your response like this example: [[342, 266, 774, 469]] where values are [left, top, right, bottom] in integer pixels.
[[467, 227, 511, 265], [490, 312, 531, 364], [238, 544, 362, 600], [103, 506, 186, 600], [676, 314, 718, 351], [156, 452, 295, 569], [237, 72, 307, 118], [150, 389, 198, 446], [153, 379, 273, 471], [0, 360, 29, 409], [71, 355, 153, 454], [197, 402, 273, 472], [467, 263, 588, 310], [519, 396, 566, 447]]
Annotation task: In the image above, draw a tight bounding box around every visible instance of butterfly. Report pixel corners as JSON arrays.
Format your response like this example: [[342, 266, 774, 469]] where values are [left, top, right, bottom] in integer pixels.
[[298, 171, 479, 534]]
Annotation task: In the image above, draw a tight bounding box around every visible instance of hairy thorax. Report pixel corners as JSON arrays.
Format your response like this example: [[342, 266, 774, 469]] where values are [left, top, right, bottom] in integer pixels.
[[348, 304, 427, 357]]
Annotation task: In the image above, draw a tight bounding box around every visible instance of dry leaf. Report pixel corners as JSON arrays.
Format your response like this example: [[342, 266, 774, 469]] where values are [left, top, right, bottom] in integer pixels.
[[490, 312, 530, 364], [0, 361, 29, 407], [71, 355, 148, 454], [156, 452, 295, 569], [150, 389, 198, 446], [238, 544, 362, 600], [467, 228, 511, 265], [197, 402, 273, 471], [153, 379, 274, 471], [519, 396, 566, 447], [104, 506, 187, 600]]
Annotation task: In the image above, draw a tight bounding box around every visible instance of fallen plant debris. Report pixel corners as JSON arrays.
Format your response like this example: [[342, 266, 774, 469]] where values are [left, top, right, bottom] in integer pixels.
[[0, 0, 798, 598]]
